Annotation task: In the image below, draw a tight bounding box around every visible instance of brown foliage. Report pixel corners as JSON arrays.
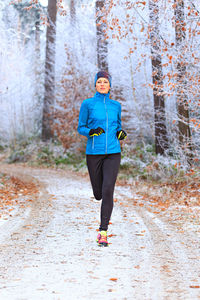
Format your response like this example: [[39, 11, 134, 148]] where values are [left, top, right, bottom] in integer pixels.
[[52, 46, 92, 153]]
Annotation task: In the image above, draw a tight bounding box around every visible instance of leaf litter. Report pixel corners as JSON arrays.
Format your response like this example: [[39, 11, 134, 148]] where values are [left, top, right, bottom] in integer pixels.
[[0, 173, 38, 219]]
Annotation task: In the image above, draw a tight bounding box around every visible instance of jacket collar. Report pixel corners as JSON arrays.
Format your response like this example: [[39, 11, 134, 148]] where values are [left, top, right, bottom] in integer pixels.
[[94, 91, 110, 100]]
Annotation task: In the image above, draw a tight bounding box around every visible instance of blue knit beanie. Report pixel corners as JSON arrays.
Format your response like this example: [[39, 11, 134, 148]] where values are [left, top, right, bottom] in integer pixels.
[[94, 71, 112, 87]]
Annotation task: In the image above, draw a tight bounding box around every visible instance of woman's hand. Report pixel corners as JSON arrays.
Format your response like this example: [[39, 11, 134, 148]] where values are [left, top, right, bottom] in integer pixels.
[[117, 130, 127, 140], [89, 127, 105, 137]]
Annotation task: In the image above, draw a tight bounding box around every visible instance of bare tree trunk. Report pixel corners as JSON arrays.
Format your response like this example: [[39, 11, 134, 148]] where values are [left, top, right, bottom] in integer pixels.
[[174, 0, 192, 163], [35, 19, 40, 67], [70, 0, 76, 26], [42, 0, 57, 141], [149, 0, 169, 155], [34, 12, 42, 135], [96, 0, 108, 71]]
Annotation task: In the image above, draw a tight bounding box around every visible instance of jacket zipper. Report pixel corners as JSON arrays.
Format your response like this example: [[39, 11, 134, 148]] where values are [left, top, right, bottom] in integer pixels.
[[92, 136, 94, 149], [104, 96, 108, 154]]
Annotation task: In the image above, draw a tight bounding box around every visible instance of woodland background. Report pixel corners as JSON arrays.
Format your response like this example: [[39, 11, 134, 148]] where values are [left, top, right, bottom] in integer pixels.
[[0, 0, 199, 183]]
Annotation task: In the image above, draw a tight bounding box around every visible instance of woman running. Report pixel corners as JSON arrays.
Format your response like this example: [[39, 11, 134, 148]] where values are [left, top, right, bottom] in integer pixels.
[[77, 71, 127, 247]]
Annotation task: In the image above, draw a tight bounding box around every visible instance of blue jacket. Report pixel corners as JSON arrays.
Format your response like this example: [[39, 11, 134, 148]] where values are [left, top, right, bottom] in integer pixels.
[[77, 91, 122, 155]]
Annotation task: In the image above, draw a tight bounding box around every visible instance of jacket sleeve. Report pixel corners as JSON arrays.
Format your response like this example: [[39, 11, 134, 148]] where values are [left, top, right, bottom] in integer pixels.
[[117, 103, 122, 132], [77, 100, 91, 138]]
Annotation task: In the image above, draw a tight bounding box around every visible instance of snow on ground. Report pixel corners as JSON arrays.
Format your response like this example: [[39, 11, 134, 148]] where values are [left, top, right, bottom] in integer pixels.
[[0, 165, 199, 300]]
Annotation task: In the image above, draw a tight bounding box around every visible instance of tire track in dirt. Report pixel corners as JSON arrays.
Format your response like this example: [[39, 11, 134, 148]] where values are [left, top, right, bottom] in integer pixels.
[[0, 166, 54, 287], [145, 211, 200, 296], [135, 208, 194, 299], [116, 187, 200, 300]]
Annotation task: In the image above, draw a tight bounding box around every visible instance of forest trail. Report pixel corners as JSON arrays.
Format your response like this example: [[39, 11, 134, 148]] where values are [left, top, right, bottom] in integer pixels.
[[0, 164, 199, 300]]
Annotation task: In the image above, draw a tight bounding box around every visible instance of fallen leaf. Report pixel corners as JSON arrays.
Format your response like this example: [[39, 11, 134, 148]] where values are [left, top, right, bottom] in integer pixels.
[[109, 278, 118, 282], [134, 265, 140, 269], [135, 233, 144, 236], [108, 234, 116, 238]]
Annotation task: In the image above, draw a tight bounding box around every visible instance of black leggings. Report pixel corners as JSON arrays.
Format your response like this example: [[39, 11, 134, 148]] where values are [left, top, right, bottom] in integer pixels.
[[86, 153, 121, 231]]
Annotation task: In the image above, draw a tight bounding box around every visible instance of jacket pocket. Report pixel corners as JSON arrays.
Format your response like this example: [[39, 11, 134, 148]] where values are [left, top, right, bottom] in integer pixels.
[[92, 136, 94, 150]]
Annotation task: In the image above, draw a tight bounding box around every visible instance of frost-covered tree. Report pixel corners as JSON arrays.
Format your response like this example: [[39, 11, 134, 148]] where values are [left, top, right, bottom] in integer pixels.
[[42, 0, 57, 140], [96, 0, 108, 70], [174, 0, 192, 163], [70, 0, 76, 26], [149, 0, 169, 155], [0, 0, 46, 145]]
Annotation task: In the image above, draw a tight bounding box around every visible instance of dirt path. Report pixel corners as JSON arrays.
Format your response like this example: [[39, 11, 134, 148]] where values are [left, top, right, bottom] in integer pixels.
[[0, 164, 199, 300]]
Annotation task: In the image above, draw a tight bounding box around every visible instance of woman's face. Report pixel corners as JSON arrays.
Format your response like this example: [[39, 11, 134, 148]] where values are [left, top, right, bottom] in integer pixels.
[[96, 77, 110, 94]]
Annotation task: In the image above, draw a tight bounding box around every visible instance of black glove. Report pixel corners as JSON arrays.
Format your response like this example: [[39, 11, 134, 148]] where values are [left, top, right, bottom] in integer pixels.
[[89, 127, 105, 137], [117, 130, 127, 140]]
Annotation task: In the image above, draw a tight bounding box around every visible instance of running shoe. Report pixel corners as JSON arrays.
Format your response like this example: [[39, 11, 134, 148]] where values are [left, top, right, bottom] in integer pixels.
[[97, 230, 108, 247]]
